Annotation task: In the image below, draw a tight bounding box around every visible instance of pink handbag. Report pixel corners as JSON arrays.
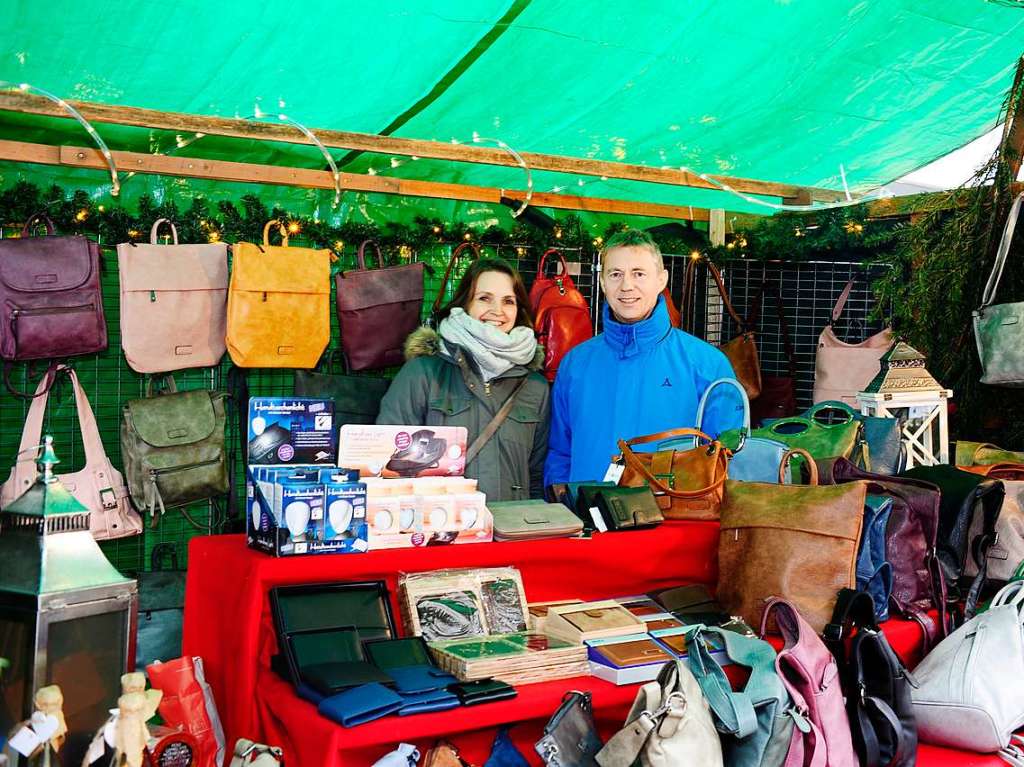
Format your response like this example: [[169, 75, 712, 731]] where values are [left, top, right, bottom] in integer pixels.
[[1, 365, 142, 540], [812, 279, 893, 406], [117, 219, 228, 373], [760, 598, 857, 767]]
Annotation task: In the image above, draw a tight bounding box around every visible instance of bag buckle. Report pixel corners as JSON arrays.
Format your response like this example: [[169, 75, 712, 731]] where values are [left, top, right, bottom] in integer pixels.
[[99, 487, 118, 510], [654, 473, 675, 489], [822, 622, 843, 644]]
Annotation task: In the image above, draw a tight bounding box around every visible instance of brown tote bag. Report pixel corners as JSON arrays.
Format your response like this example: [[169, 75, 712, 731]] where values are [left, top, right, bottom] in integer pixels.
[[616, 427, 731, 521], [718, 472, 866, 632], [335, 239, 424, 371]]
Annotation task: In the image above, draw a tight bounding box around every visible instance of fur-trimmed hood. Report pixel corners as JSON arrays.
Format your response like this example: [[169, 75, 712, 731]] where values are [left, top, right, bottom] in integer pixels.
[[404, 326, 544, 372]]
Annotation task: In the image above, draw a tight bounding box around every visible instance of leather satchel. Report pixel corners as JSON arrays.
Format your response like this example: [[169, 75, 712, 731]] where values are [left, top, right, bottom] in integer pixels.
[[974, 191, 1024, 386], [0, 212, 107, 391], [748, 281, 798, 424], [335, 239, 424, 371], [957, 440, 1024, 466], [592, 485, 663, 530], [529, 249, 593, 383], [1, 365, 142, 540], [813, 278, 894, 406], [824, 589, 917, 767], [962, 463, 1024, 582], [596, 660, 723, 767], [535, 690, 603, 766], [717, 476, 866, 632], [617, 427, 730, 521], [120, 375, 229, 522], [759, 598, 858, 767], [293, 349, 391, 427], [117, 218, 228, 373], [226, 220, 332, 368]]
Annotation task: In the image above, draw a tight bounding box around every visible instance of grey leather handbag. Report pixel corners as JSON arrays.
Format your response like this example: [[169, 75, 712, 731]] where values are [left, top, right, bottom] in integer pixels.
[[974, 192, 1024, 387], [535, 691, 603, 766], [911, 580, 1024, 761]]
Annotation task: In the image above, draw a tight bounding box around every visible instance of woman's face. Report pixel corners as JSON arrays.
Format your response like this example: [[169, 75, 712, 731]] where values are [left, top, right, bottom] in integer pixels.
[[465, 270, 518, 333]]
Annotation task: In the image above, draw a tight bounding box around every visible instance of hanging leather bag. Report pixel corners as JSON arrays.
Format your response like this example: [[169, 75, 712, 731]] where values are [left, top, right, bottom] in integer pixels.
[[120, 375, 229, 522], [803, 400, 903, 475], [0, 212, 107, 393], [117, 218, 228, 373], [823, 589, 917, 767], [428, 242, 480, 326], [335, 239, 424, 371], [961, 463, 1024, 582], [616, 428, 730, 521], [293, 349, 391, 427], [759, 598, 858, 767], [226, 220, 332, 368], [529, 249, 593, 382], [748, 281, 798, 424], [596, 659, 723, 767], [534, 690, 603, 766], [717, 473, 866, 632], [1, 364, 141, 540], [813, 278, 893, 406], [974, 191, 1024, 386]]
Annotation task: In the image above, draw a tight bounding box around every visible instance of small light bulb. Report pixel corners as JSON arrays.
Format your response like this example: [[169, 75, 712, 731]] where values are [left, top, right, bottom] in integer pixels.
[[75, 209, 88, 222], [334, 240, 344, 250], [727, 242, 735, 249], [554, 228, 562, 239], [516, 247, 525, 256], [208, 231, 221, 242], [463, 232, 472, 241], [128, 229, 139, 238], [287, 221, 301, 234], [98, 205, 105, 212], [739, 238, 747, 247], [595, 236, 603, 245], [690, 250, 701, 260], [432, 225, 441, 234]]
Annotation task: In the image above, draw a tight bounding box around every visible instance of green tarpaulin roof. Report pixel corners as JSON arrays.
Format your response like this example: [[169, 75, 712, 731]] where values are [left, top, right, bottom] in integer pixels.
[[1, 0, 1023, 225]]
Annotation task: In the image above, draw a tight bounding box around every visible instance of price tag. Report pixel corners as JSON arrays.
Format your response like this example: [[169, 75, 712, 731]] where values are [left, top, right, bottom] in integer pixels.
[[8, 726, 41, 757], [602, 462, 625, 483], [589, 508, 608, 533]]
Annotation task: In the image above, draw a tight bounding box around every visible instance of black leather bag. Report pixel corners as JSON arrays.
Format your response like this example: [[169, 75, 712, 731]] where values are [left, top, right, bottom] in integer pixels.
[[136, 543, 186, 669], [535, 691, 603, 766], [824, 589, 917, 767], [293, 349, 391, 427]]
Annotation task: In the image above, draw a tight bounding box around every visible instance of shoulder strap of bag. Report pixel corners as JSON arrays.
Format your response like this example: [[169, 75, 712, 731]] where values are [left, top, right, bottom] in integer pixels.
[[616, 430, 729, 500], [703, 260, 748, 332], [823, 588, 878, 663], [779, 448, 818, 485], [695, 376, 751, 437], [748, 281, 797, 377], [465, 376, 530, 465], [20, 211, 55, 237], [356, 239, 385, 270], [685, 626, 759, 738], [4, 360, 59, 399], [538, 248, 569, 279], [831, 279, 856, 324], [981, 192, 1024, 309], [150, 218, 179, 245], [431, 242, 481, 319], [964, 480, 1005, 621]]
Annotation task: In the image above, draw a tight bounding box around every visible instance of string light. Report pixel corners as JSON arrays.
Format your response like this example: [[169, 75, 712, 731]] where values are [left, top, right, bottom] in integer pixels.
[[470, 134, 533, 218], [463, 232, 473, 241], [127, 229, 139, 239], [74, 209, 88, 222], [554, 227, 563, 239], [516, 246, 526, 256], [287, 220, 301, 234], [208, 230, 221, 242], [432, 225, 441, 234], [690, 250, 701, 260], [97, 205, 105, 212], [334, 240, 344, 250]]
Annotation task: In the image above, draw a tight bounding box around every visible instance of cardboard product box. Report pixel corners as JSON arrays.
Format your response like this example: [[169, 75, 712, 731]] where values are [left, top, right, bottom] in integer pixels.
[[248, 397, 337, 465], [339, 424, 468, 478], [366, 491, 493, 550]]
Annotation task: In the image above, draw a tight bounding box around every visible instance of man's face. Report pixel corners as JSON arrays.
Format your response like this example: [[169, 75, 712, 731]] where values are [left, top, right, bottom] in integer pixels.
[[600, 245, 669, 324]]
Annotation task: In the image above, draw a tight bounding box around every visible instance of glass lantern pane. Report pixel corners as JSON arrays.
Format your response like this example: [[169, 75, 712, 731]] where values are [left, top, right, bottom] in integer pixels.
[[0, 610, 34, 738]]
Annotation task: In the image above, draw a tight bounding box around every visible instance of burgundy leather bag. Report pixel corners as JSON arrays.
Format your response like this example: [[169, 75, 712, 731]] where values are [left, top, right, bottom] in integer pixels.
[[760, 598, 857, 767], [335, 239, 424, 371], [748, 282, 798, 425], [528, 249, 593, 382], [817, 457, 948, 643], [0, 213, 107, 392]]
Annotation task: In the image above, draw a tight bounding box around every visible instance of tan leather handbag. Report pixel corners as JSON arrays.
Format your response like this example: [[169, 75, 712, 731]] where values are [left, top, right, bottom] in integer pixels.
[[226, 220, 332, 368], [812, 279, 893, 406], [718, 476, 866, 632], [1, 365, 142, 540], [617, 428, 730, 521], [117, 218, 228, 373]]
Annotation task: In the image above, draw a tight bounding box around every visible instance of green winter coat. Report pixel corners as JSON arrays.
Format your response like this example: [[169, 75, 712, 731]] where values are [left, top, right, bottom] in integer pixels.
[[377, 327, 551, 501]]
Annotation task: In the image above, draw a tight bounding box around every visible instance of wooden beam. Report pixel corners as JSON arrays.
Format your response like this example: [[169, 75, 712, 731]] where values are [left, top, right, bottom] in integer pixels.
[[1000, 55, 1024, 184], [0, 139, 713, 221], [0, 91, 844, 203]]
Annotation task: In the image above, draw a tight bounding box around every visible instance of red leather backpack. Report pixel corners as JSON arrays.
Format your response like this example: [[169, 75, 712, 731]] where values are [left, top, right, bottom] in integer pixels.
[[528, 249, 593, 382]]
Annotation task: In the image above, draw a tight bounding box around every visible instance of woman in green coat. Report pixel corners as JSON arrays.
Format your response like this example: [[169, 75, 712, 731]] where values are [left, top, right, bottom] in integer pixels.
[[377, 257, 550, 501]]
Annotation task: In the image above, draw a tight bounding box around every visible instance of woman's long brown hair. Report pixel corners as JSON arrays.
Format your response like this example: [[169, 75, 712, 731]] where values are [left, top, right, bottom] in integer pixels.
[[437, 257, 535, 329]]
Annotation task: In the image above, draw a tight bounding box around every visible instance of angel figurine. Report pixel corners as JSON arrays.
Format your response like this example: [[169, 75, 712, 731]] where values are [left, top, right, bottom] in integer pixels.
[[3, 684, 65, 766], [117, 676, 160, 722], [111, 694, 148, 767]]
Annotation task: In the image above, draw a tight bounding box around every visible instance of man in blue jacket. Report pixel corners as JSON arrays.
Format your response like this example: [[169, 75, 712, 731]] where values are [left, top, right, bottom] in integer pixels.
[[544, 228, 743, 485]]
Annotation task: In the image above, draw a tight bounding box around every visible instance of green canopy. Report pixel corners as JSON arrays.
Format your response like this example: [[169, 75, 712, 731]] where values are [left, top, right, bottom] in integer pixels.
[[1, 0, 1022, 224]]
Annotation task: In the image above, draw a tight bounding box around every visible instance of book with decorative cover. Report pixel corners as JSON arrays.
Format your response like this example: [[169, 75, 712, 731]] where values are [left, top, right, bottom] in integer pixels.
[[429, 631, 588, 684], [543, 599, 646, 643]]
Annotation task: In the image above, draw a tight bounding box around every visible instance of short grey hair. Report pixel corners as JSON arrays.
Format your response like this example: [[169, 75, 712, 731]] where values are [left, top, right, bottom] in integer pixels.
[[601, 228, 665, 271]]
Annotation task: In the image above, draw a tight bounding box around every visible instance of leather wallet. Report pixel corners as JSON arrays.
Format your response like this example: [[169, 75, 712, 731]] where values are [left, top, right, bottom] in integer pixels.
[[318, 682, 404, 727], [573, 483, 618, 529], [289, 627, 392, 695], [593, 485, 663, 529], [593, 638, 673, 667], [489, 500, 584, 541], [364, 637, 457, 693], [648, 584, 730, 626], [448, 678, 517, 705], [386, 665, 458, 694], [398, 688, 461, 715]]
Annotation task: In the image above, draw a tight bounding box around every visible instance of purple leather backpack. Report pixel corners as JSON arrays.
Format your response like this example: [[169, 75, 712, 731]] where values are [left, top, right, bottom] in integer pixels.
[[0, 213, 107, 393]]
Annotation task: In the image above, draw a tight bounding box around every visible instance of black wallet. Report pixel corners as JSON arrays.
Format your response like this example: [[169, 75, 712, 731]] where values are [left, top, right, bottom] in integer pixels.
[[594, 486, 663, 529], [448, 678, 517, 705], [573, 483, 618, 529], [288, 626, 392, 696], [648, 584, 730, 626]]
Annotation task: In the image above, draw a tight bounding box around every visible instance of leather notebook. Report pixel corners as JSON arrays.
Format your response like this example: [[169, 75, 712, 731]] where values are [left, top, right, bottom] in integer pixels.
[[593, 638, 673, 668]]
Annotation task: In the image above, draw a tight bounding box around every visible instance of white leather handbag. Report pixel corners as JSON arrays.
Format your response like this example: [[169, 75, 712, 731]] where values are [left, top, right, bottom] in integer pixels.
[[596, 660, 723, 767], [230, 739, 283, 766], [911, 580, 1024, 762]]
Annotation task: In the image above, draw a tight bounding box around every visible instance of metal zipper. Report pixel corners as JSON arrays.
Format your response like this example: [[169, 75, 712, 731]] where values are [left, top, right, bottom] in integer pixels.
[[11, 302, 95, 318], [149, 457, 222, 477]]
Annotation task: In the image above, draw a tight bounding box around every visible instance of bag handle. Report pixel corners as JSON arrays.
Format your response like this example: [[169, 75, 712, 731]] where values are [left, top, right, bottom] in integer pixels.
[[695, 377, 751, 447], [150, 218, 179, 245], [145, 374, 178, 397], [356, 239, 385, 270], [685, 626, 759, 739], [20, 212, 56, 237], [262, 219, 289, 248], [806, 400, 858, 425], [831, 279, 856, 324], [150, 541, 180, 572], [748, 281, 796, 377], [822, 587, 878, 663], [981, 192, 1024, 309], [538, 248, 569, 279], [682, 258, 747, 332], [990, 579, 1024, 611], [621, 427, 713, 450], [779, 448, 818, 485], [617, 430, 730, 500], [431, 242, 481, 318], [465, 376, 530, 465]]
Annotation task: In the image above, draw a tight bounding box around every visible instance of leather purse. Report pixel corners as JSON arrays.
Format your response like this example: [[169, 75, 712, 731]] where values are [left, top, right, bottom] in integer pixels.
[[117, 218, 228, 373], [230, 739, 283, 767], [397, 688, 460, 715], [813, 278, 894, 406], [617, 427, 730, 521], [596, 660, 723, 767], [824, 589, 917, 767], [226, 220, 332, 368], [535, 691, 603, 766], [120, 375, 229, 522], [1, 365, 142, 540], [335, 239, 424, 371], [490, 499, 584, 541], [592, 485, 663, 530], [962, 463, 1024, 582], [802, 400, 903, 475], [288, 626, 392, 696], [858, 495, 895, 621], [957, 440, 1024, 466], [317, 682, 404, 727], [529, 249, 593, 382], [747, 281, 798, 424], [293, 349, 391, 427], [573, 482, 619, 529], [759, 598, 858, 767], [0, 212, 107, 393], [718, 476, 866, 632], [974, 191, 1024, 386], [429, 242, 480, 325]]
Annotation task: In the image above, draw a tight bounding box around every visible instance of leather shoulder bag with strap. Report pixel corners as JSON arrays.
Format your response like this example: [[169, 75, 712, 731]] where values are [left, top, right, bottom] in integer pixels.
[[528, 249, 593, 382], [117, 218, 228, 373], [1, 364, 141, 540], [335, 239, 424, 371], [961, 463, 1024, 582], [226, 220, 332, 368], [748, 281, 798, 424]]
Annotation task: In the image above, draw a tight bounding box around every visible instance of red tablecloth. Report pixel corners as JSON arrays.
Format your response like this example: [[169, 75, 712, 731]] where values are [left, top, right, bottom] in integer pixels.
[[182, 528, 1003, 766]]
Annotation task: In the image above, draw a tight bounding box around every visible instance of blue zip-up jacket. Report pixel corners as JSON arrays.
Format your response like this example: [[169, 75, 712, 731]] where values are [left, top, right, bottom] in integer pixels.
[[544, 296, 743, 485]]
